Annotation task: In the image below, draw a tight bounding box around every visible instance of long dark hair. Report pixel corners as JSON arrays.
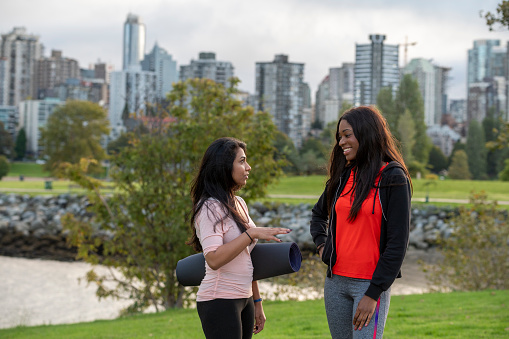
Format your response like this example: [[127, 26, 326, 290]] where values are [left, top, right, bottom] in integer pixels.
[[187, 137, 249, 252], [326, 106, 412, 221]]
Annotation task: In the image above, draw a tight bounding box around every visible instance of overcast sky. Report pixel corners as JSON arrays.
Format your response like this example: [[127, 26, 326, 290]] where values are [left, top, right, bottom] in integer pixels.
[[1, 0, 507, 101]]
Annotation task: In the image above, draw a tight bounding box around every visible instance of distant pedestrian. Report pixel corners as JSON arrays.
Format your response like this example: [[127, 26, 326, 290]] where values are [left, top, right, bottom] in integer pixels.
[[188, 137, 291, 339], [310, 106, 412, 338]]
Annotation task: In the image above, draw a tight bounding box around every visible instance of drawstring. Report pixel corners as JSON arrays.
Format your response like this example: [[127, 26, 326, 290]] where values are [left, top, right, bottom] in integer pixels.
[[372, 181, 380, 214]]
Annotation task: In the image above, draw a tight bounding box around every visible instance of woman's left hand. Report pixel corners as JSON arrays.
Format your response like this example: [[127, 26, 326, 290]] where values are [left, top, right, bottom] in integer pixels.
[[253, 302, 266, 334], [353, 295, 377, 331]]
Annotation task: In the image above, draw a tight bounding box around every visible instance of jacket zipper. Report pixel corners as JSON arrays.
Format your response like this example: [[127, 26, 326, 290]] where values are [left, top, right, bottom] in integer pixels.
[[329, 178, 342, 272]]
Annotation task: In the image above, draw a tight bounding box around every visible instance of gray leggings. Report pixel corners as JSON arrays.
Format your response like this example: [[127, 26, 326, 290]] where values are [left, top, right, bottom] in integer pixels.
[[324, 274, 391, 339]]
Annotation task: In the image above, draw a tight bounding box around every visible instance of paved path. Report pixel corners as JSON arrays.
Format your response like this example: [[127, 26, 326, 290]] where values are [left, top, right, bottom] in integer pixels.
[[0, 248, 438, 329], [268, 194, 509, 205]]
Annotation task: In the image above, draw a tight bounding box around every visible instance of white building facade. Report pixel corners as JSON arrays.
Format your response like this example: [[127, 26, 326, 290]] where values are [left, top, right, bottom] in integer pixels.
[[141, 43, 178, 100], [18, 98, 63, 155]]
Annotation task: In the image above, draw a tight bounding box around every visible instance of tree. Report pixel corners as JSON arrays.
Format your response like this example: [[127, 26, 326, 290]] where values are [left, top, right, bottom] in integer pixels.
[[376, 86, 398, 137], [466, 120, 487, 180], [14, 128, 26, 160], [298, 137, 328, 175], [0, 155, 9, 180], [483, 110, 506, 179], [428, 146, 448, 174], [397, 109, 416, 165], [448, 150, 471, 180], [482, 1, 509, 31], [0, 122, 14, 159], [40, 100, 110, 174], [448, 141, 466, 168], [60, 78, 283, 312], [395, 74, 431, 164], [499, 159, 509, 181], [273, 130, 300, 173]]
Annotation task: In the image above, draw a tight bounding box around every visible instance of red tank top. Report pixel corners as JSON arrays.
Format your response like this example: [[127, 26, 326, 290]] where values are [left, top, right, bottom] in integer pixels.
[[332, 164, 387, 279]]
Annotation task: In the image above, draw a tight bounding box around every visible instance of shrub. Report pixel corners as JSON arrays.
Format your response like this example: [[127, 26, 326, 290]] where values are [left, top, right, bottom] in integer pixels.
[[0, 156, 10, 180], [424, 192, 509, 291]]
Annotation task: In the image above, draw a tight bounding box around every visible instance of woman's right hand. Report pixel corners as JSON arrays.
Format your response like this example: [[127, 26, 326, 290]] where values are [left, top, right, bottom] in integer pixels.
[[247, 227, 291, 242]]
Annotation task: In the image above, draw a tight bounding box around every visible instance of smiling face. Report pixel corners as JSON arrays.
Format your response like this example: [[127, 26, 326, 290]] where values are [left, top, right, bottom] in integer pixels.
[[231, 147, 251, 187], [338, 119, 359, 165]]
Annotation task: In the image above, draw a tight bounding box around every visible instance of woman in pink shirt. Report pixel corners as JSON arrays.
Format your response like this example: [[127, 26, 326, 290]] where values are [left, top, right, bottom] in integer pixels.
[[188, 137, 291, 339]]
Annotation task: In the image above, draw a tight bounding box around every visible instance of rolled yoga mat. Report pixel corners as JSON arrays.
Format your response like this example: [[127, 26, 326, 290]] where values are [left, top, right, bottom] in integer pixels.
[[176, 242, 303, 286]]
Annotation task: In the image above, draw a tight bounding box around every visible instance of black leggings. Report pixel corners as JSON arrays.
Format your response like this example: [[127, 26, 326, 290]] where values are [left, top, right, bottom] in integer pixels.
[[197, 297, 254, 339]]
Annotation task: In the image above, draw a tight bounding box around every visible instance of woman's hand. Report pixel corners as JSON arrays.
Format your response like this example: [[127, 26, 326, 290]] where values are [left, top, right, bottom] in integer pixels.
[[253, 302, 266, 334], [353, 295, 377, 330], [247, 227, 291, 242]]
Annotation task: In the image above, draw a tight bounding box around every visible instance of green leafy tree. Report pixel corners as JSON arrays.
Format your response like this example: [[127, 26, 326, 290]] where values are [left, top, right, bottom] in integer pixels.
[[499, 159, 509, 181], [397, 109, 416, 165], [482, 0, 509, 31], [425, 192, 509, 291], [60, 78, 283, 312], [483, 110, 506, 179], [448, 141, 466, 168], [428, 145, 448, 174], [448, 150, 471, 180], [14, 128, 27, 160], [466, 120, 487, 180], [376, 86, 398, 137], [0, 122, 15, 159], [395, 74, 431, 164], [273, 130, 300, 173], [0, 155, 9, 180], [298, 137, 328, 175], [40, 100, 110, 174]]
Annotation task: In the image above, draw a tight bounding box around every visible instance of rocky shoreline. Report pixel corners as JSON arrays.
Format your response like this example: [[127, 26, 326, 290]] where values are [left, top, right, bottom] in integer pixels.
[[0, 193, 458, 262]]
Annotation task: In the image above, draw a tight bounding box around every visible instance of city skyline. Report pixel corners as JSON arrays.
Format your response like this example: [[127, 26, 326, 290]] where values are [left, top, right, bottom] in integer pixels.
[[1, 0, 507, 100]]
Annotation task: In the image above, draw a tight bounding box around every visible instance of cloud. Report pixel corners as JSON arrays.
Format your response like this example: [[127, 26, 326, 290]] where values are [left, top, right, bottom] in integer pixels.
[[1, 0, 507, 99]]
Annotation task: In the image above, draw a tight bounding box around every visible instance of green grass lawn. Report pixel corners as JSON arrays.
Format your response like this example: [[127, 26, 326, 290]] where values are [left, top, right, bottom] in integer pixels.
[[1, 290, 507, 338], [7, 162, 51, 178], [2, 167, 509, 205], [268, 175, 509, 202]]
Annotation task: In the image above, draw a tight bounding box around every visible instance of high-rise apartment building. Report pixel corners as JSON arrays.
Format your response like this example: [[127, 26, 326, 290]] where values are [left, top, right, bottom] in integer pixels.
[[0, 57, 8, 105], [180, 52, 234, 87], [180, 52, 233, 86], [0, 27, 43, 106], [123, 14, 146, 71], [467, 40, 507, 123], [467, 40, 501, 87], [0, 105, 17, 137], [18, 98, 63, 156], [403, 58, 450, 127], [354, 34, 399, 106], [109, 69, 157, 132], [141, 43, 178, 100], [35, 50, 80, 99], [255, 54, 307, 148], [315, 63, 354, 126]]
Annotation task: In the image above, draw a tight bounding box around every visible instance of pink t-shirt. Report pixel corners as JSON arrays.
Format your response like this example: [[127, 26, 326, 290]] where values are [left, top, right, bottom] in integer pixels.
[[195, 196, 257, 302]]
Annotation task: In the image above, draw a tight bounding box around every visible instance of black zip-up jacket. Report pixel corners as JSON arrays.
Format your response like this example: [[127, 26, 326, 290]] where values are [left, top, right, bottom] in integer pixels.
[[310, 161, 411, 301]]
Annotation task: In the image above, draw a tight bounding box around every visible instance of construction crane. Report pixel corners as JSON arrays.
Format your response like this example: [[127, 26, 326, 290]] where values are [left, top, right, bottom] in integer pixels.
[[400, 36, 417, 67]]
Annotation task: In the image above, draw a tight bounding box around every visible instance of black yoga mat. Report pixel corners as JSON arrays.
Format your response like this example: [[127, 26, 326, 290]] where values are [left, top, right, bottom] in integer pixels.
[[176, 242, 302, 286]]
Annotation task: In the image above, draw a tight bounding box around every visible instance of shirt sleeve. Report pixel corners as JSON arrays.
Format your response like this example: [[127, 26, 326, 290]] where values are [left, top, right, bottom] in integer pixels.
[[196, 200, 231, 255]]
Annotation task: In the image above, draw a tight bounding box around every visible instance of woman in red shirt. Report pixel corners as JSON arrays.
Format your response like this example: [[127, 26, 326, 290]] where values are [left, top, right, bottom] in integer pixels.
[[310, 106, 412, 339]]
